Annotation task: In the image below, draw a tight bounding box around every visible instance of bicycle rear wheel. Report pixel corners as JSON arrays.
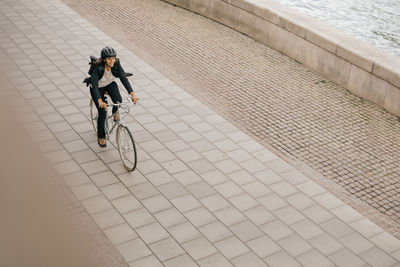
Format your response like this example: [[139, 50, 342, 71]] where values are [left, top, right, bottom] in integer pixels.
[[116, 125, 137, 171], [89, 99, 98, 135]]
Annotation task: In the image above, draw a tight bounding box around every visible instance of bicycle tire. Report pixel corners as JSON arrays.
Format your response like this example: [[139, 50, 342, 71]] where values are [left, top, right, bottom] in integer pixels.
[[116, 125, 137, 171]]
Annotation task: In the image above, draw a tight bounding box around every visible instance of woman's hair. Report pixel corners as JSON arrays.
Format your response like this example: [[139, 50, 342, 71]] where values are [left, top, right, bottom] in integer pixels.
[[93, 58, 119, 65]]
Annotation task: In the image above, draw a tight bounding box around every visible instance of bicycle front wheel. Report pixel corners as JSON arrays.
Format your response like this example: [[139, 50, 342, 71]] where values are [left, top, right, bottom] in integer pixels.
[[116, 125, 137, 171]]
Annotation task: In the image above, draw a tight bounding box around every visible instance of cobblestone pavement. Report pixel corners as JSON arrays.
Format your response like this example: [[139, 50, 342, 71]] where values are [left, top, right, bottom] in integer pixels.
[[2, 0, 400, 266], [61, 0, 400, 236]]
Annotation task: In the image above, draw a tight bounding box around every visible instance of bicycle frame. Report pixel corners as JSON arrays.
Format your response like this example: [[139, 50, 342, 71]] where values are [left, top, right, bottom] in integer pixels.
[[103, 98, 131, 140], [104, 112, 119, 140]]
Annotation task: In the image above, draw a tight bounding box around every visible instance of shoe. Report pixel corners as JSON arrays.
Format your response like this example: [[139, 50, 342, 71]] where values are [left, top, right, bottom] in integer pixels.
[[98, 139, 107, 147]]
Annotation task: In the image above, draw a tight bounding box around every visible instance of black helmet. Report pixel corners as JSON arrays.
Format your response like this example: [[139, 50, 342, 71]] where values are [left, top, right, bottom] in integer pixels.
[[101, 47, 116, 59]]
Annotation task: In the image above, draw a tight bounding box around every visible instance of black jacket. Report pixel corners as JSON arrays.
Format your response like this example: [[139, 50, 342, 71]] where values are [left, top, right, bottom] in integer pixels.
[[84, 59, 133, 101]]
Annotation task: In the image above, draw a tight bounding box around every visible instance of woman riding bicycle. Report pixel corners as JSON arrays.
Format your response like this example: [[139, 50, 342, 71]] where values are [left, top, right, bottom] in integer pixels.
[[90, 47, 138, 147]]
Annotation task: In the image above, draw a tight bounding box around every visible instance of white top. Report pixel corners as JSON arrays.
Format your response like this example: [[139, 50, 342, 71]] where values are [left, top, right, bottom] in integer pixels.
[[98, 68, 115, 88]]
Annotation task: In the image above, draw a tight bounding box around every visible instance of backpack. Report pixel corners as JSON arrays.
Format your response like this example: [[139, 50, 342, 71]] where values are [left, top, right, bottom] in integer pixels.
[[83, 56, 100, 87], [88, 55, 99, 76]]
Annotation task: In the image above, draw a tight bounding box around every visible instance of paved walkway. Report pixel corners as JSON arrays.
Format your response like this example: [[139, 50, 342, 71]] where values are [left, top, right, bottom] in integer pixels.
[[1, 0, 400, 266], [61, 0, 400, 235]]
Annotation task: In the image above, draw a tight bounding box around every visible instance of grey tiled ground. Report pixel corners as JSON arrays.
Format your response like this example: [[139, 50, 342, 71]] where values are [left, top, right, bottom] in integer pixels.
[[62, 0, 400, 238], [1, 0, 400, 266]]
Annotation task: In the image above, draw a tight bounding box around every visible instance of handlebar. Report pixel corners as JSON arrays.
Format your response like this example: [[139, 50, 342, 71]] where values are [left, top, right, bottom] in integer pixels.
[[106, 97, 133, 107]]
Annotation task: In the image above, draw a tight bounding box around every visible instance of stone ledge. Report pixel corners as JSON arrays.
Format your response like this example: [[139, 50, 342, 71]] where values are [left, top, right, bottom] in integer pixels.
[[373, 58, 400, 89], [164, 0, 400, 116]]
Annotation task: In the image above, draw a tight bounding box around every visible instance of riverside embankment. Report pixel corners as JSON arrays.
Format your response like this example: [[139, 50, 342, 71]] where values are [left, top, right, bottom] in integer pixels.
[[165, 0, 400, 117]]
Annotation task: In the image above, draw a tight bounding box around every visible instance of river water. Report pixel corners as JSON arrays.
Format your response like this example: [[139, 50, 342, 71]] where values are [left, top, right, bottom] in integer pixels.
[[274, 0, 400, 57]]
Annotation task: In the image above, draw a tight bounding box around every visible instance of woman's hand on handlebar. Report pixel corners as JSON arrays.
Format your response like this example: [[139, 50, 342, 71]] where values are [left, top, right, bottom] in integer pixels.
[[98, 99, 108, 110], [130, 92, 139, 105]]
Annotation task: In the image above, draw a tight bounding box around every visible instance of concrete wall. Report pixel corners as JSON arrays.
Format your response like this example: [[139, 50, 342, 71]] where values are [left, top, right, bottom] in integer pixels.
[[164, 0, 400, 116]]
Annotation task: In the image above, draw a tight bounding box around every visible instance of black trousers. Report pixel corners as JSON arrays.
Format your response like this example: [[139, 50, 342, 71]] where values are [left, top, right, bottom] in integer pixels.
[[90, 81, 122, 139]]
